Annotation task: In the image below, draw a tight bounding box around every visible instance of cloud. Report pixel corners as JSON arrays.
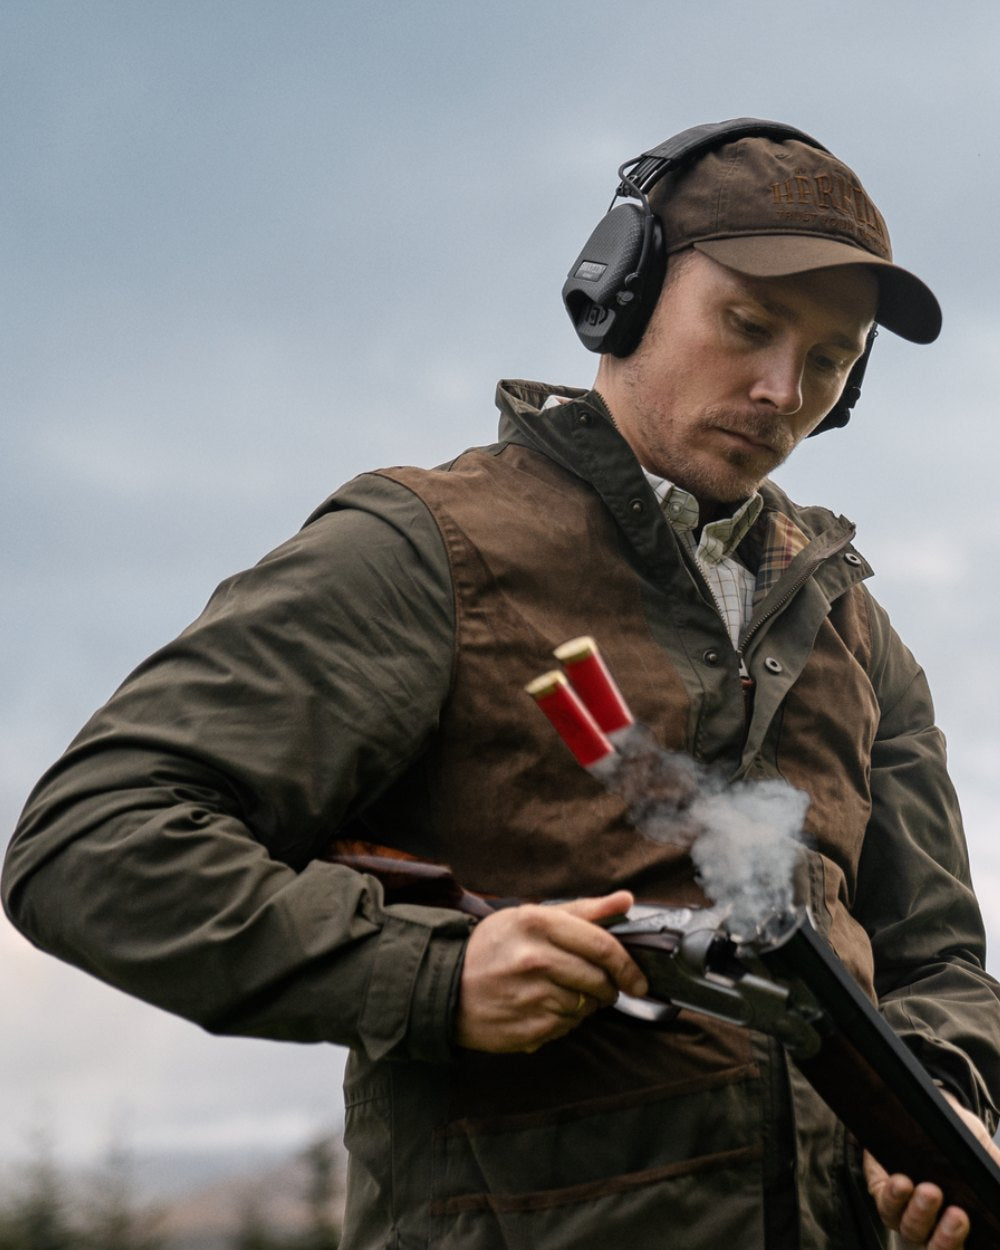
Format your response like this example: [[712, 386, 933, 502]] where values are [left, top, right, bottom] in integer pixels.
[[865, 535, 971, 589]]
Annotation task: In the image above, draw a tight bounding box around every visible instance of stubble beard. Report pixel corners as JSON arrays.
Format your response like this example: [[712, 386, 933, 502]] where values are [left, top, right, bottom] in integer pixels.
[[643, 405, 794, 505]]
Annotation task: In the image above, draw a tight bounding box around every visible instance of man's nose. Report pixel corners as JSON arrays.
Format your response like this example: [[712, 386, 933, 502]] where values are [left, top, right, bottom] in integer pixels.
[[749, 350, 803, 415]]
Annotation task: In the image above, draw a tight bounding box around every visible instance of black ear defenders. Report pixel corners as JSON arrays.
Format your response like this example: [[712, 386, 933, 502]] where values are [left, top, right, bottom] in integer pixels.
[[562, 117, 874, 435]]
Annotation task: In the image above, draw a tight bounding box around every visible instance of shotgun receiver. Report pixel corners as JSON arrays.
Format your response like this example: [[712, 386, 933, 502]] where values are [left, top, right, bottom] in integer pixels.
[[328, 849, 1000, 1246]]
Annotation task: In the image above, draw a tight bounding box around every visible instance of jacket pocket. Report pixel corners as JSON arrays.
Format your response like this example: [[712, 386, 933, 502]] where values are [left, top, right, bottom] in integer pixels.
[[429, 1065, 765, 1249]]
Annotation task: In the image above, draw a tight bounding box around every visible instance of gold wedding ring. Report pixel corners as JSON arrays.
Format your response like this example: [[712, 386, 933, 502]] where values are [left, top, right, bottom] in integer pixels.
[[574, 991, 587, 1014]]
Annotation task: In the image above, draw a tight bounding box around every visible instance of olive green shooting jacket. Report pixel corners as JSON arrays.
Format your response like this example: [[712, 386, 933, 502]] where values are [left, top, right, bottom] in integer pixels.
[[4, 380, 999, 1249]]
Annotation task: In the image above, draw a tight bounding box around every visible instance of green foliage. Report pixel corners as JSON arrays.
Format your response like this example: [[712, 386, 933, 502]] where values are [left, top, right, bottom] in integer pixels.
[[297, 1135, 340, 1250], [0, 1135, 78, 1250], [233, 1195, 284, 1250], [78, 1142, 165, 1250], [0, 1134, 163, 1250], [231, 1133, 342, 1250], [0, 1127, 343, 1249]]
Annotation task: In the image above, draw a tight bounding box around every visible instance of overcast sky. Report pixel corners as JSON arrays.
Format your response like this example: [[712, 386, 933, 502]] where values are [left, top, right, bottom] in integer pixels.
[[4, 0, 1000, 1172]]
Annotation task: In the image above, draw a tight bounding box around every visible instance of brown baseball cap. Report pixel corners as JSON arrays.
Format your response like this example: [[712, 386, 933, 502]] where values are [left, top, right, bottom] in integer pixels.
[[649, 136, 941, 343]]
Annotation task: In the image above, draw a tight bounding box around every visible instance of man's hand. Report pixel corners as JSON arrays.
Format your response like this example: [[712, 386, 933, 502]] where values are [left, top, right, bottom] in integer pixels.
[[864, 1092, 1000, 1247], [454, 890, 649, 1053]]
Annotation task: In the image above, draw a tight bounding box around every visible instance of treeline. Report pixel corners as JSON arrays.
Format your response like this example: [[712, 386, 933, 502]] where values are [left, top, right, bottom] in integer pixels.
[[0, 1139, 162, 1250], [0, 1134, 341, 1250], [233, 1137, 342, 1250]]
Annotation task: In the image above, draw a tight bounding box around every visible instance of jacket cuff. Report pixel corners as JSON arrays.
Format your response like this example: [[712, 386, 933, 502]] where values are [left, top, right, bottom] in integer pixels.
[[408, 928, 470, 1063], [357, 907, 472, 1063], [905, 1034, 999, 1134]]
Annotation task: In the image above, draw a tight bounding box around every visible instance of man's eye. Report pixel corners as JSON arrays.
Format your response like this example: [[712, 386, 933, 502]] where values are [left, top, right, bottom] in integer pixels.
[[811, 352, 845, 375], [733, 314, 768, 339]]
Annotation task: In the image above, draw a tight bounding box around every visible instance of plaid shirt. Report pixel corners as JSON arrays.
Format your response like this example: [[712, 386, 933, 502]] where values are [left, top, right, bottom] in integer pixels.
[[645, 472, 811, 649], [645, 471, 761, 647]]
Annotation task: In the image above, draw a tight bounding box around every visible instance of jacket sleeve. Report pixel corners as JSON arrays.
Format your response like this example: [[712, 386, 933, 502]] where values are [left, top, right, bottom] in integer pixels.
[[855, 592, 1000, 1129], [1, 472, 474, 1063]]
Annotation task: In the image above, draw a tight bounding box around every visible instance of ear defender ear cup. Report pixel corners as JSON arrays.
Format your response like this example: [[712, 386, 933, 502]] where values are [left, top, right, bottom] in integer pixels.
[[562, 203, 665, 357], [808, 326, 877, 436]]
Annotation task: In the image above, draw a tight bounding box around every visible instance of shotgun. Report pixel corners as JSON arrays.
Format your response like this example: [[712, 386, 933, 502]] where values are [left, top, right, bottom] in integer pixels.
[[325, 850, 1000, 1247]]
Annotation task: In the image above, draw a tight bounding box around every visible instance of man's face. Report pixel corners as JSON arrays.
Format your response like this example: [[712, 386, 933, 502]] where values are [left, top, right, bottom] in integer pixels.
[[597, 251, 878, 505]]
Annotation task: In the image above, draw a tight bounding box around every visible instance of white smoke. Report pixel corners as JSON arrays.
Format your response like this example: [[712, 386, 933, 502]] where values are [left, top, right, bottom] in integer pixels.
[[606, 725, 809, 937], [687, 781, 809, 937]]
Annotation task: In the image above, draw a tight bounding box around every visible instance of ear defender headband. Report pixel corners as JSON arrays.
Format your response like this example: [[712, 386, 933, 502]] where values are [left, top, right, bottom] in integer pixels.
[[562, 117, 877, 435]]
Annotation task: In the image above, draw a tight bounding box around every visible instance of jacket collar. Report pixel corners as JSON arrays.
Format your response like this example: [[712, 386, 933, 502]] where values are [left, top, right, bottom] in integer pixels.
[[494, 378, 870, 582]]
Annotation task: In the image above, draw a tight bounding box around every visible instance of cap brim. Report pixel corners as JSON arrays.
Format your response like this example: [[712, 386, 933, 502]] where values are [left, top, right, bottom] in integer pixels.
[[694, 236, 942, 344]]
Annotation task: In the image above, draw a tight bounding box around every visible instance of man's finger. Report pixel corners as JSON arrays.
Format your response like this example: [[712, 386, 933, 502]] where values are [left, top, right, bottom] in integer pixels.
[[540, 892, 649, 998], [864, 1149, 972, 1247], [556, 889, 636, 923]]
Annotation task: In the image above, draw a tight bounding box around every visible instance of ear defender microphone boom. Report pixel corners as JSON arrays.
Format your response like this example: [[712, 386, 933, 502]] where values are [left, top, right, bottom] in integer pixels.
[[561, 118, 877, 435]]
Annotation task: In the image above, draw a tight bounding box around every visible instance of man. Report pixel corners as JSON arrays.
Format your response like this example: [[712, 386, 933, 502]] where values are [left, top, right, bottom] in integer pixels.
[[4, 120, 999, 1249]]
